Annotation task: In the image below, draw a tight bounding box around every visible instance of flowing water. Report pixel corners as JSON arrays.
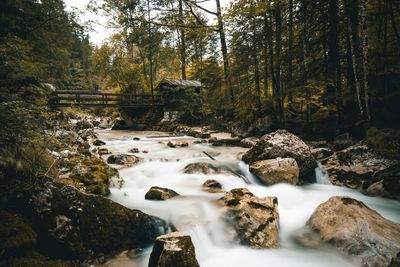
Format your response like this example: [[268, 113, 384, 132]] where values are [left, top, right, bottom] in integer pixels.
[[96, 129, 400, 267]]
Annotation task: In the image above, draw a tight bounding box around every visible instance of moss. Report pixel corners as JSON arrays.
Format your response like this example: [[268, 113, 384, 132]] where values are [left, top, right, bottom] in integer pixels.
[[0, 210, 37, 258], [2, 253, 71, 267]]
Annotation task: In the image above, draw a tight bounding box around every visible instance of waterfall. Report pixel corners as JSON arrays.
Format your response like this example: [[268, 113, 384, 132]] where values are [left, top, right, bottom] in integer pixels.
[[315, 161, 331, 185]]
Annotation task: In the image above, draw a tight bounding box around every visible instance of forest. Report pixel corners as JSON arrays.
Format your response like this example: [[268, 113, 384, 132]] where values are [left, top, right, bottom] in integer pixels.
[[0, 0, 400, 266]]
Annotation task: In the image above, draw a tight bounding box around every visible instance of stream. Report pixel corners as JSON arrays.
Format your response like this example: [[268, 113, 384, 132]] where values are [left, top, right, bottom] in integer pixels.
[[96, 129, 400, 267]]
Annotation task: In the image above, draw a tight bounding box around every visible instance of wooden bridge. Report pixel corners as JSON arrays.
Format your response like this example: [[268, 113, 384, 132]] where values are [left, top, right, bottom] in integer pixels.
[[49, 90, 163, 108]]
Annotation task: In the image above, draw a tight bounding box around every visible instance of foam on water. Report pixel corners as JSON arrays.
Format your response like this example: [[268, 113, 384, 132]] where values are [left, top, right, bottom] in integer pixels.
[[96, 129, 400, 267]]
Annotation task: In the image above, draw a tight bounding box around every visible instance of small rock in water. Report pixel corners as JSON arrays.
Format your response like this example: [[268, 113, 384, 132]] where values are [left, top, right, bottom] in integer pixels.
[[129, 148, 140, 153], [145, 186, 179, 200], [133, 137, 141, 140], [202, 179, 223, 193], [148, 232, 200, 267], [107, 154, 142, 166], [93, 139, 106, 146], [183, 162, 219, 174], [142, 150, 149, 153], [167, 141, 189, 148], [98, 147, 111, 155]]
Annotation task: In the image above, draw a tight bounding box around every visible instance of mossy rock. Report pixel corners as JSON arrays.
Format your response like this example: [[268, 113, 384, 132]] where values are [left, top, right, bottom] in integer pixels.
[[28, 181, 167, 260], [2, 252, 71, 267], [60, 155, 118, 196], [366, 127, 400, 160], [0, 210, 37, 259]]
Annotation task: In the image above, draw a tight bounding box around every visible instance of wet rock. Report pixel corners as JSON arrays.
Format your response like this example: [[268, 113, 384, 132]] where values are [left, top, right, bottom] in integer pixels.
[[211, 137, 241, 147], [77, 128, 96, 141], [93, 139, 106, 146], [129, 148, 140, 153], [133, 137, 141, 141], [202, 179, 223, 193], [307, 140, 329, 149], [98, 147, 111, 155], [107, 154, 142, 166], [167, 141, 189, 148], [208, 137, 218, 143], [301, 196, 400, 267], [142, 150, 149, 154], [98, 117, 114, 129], [242, 130, 316, 178], [322, 144, 399, 196], [311, 147, 333, 160], [220, 188, 279, 248], [364, 180, 389, 198], [28, 181, 167, 260], [183, 162, 219, 174], [240, 137, 258, 148], [332, 132, 354, 150], [148, 232, 200, 267], [112, 119, 128, 130], [249, 158, 299, 185], [145, 187, 179, 200]]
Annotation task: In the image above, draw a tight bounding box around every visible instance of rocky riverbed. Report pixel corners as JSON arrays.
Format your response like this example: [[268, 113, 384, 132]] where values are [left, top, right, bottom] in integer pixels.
[[2, 114, 399, 267], [94, 126, 400, 267]]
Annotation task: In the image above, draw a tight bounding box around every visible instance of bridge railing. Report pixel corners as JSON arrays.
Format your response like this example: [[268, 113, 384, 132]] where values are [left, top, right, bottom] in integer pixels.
[[49, 90, 163, 108]]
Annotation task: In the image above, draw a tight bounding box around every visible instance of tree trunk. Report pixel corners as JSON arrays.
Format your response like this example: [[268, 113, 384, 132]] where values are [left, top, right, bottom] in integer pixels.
[[274, 7, 284, 124], [216, 0, 234, 103], [360, 0, 370, 122], [301, 0, 311, 124], [252, 14, 261, 110], [178, 0, 186, 80], [147, 0, 154, 98]]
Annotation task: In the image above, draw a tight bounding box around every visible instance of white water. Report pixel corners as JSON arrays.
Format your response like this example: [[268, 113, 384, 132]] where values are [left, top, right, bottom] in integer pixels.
[[97, 129, 400, 267]]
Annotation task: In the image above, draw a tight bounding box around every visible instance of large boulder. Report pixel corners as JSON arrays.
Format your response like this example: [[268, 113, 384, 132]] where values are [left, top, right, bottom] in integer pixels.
[[148, 232, 200, 267], [322, 144, 399, 199], [301, 196, 400, 267], [107, 154, 142, 166], [249, 158, 299, 185], [28, 181, 167, 260], [145, 187, 179, 200], [242, 130, 317, 177], [220, 188, 279, 248]]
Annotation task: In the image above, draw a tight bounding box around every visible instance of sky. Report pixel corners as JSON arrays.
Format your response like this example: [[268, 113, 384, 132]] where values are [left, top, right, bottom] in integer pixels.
[[64, 0, 231, 45]]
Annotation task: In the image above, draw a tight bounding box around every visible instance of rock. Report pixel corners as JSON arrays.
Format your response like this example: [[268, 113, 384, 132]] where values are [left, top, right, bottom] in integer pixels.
[[77, 128, 96, 141], [364, 180, 389, 198], [63, 155, 118, 195], [148, 232, 200, 267], [167, 141, 189, 148], [28, 181, 167, 260], [107, 154, 142, 166], [111, 119, 127, 130], [322, 144, 399, 195], [74, 120, 93, 131], [249, 158, 299, 185], [242, 130, 317, 178], [93, 139, 106, 146], [202, 179, 223, 193], [133, 137, 141, 141], [211, 138, 241, 147], [145, 187, 179, 200], [301, 196, 400, 267], [129, 148, 140, 153], [208, 137, 218, 143], [332, 132, 354, 150], [142, 150, 149, 153], [183, 162, 219, 174], [307, 140, 329, 149], [240, 137, 258, 148], [98, 117, 114, 129], [220, 188, 279, 248], [366, 127, 400, 160], [98, 147, 111, 155], [0, 210, 37, 258], [311, 147, 333, 160]]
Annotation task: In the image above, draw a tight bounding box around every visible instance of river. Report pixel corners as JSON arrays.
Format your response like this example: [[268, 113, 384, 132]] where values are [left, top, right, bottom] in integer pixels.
[[96, 129, 400, 267]]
